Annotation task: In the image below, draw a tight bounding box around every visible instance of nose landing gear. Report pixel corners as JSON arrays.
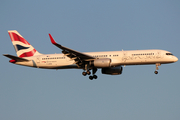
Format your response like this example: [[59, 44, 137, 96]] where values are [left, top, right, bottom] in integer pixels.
[[154, 63, 161, 74]]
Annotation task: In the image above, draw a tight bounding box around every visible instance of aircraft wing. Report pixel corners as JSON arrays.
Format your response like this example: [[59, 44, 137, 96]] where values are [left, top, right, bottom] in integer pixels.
[[49, 34, 95, 62], [3, 54, 29, 62]]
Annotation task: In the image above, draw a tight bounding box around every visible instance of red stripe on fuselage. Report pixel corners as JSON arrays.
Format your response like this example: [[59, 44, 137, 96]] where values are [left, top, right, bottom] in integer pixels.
[[9, 32, 30, 45], [19, 49, 36, 58]]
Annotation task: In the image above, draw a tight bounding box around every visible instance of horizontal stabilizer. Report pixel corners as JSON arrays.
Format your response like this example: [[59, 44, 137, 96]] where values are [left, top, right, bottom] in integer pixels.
[[3, 54, 29, 62]]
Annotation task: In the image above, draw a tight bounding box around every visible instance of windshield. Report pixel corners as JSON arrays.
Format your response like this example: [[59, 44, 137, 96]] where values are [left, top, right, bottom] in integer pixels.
[[166, 53, 174, 56]]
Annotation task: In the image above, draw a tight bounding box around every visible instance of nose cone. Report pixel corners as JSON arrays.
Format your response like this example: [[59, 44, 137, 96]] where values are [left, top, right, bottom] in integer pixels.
[[174, 56, 178, 62]]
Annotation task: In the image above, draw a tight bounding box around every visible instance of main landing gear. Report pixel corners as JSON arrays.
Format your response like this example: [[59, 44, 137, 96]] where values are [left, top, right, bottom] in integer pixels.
[[82, 71, 91, 76], [82, 64, 98, 80], [154, 63, 161, 74], [89, 75, 98, 80]]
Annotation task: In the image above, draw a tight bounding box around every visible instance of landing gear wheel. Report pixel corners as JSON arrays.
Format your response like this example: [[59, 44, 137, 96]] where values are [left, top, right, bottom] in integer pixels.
[[82, 72, 87, 76], [93, 75, 97, 79], [154, 71, 158, 74], [87, 71, 91, 75], [89, 76, 93, 80]]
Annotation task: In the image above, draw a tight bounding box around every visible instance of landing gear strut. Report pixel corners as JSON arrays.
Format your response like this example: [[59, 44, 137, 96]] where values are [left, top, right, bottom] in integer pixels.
[[154, 63, 161, 74], [82, 64, 98, 80], [89, 68, 98, 80], [82, 64, 91, 76]]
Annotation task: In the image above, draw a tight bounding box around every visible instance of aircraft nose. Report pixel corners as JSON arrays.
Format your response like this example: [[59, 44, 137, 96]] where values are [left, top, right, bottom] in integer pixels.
[[174, 56, 178, 62]]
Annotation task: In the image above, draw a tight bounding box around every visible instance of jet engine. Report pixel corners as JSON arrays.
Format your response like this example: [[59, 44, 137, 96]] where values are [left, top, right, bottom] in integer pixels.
[[101, 66, 123, 75], [90, 58, 111, 68]]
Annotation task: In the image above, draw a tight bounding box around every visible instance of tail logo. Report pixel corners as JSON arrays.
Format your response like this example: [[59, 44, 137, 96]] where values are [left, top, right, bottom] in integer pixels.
[[8, 30, 38, 58], [14, 45, 30, 51]]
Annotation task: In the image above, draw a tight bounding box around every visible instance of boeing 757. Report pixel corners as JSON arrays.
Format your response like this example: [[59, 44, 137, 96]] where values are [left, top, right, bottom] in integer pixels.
[[3, 30, 178, 80]]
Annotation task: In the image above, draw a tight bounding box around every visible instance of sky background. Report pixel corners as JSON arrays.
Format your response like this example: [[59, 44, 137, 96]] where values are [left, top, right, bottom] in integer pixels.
[[1, 0, 180, 120]]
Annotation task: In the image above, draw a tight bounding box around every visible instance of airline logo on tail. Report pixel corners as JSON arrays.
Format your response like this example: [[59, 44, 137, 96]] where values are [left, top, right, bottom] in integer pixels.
[[8, 30, 40, 57]]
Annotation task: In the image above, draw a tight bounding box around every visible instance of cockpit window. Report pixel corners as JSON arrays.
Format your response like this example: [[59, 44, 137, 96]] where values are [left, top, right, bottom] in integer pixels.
[[166, 53, 173, 56]]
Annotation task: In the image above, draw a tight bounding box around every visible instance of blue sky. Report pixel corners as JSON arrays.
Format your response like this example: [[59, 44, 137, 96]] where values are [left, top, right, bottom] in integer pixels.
[[1, 0, 180, 120]]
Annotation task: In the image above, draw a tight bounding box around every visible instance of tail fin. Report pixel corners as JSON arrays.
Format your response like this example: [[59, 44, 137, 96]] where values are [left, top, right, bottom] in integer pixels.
[[8, 30, 42, 57]]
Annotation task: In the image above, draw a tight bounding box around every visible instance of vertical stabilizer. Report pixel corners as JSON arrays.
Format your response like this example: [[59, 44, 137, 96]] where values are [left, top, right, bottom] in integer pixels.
[[8, 30, 42, 57]]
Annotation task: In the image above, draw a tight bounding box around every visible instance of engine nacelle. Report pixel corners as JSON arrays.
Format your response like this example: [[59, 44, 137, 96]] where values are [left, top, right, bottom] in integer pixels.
[[101, 66, 123, 75], [90, 58, 111, 68]]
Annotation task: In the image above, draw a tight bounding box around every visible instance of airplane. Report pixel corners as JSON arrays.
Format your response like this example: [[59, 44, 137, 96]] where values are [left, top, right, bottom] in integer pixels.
[[3, 30, 178, 80]]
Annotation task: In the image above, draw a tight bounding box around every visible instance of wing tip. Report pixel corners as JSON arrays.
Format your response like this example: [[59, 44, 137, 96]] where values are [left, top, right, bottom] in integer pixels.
[[49, 34, 57, 44]]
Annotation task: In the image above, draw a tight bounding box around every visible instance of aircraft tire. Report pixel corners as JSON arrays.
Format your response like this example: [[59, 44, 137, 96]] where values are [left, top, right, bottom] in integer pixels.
[[154, 71, 158, 74], [89, 76, 93, 80], [82, 72, 87, 76], [93, 75, 97, 79], [87, 71, 91, 75]]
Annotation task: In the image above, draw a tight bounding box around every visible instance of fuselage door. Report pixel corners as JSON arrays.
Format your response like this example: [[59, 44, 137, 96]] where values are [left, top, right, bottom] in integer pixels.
[[122, 52, 127, 62], [36, 57, 40, 64], [156, 51, 163, 59]]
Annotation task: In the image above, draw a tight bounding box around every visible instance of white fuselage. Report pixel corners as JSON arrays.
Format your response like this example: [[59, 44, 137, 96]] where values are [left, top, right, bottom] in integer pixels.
[[5, 30, 178, 79], [15, 49, 178, 69]]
